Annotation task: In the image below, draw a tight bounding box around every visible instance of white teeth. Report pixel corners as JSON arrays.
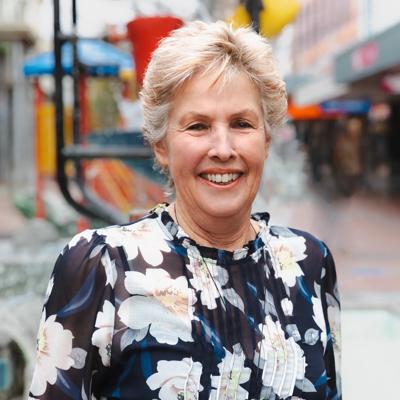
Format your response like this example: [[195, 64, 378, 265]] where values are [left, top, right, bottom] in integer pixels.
[[204, 173, 240, 184]]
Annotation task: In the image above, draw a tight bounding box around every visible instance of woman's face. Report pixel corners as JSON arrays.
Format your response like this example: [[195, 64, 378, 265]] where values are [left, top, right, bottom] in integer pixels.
[[154, 71, 270, 219]]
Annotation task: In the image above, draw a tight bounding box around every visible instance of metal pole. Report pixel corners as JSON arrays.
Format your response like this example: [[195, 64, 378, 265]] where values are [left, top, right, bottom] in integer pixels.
[[71, 0, 81, 147], [244, 0, 263, 34], [53, 0, 65, 170], [53, 0, 113, 222], [71, 0, 85, 191], [52, 0, 143, 224]]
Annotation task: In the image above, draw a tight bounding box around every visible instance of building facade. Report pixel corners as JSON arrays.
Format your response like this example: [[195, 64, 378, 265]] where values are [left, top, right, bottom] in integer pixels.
[[288, 0, 400, 194]]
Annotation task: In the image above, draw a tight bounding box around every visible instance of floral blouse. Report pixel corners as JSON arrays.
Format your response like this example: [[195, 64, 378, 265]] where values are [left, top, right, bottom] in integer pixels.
[[29, 203, 341, 400]]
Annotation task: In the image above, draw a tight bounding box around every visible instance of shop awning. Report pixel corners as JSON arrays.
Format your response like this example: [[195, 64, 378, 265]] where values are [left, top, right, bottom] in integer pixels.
[[287, 99, 370, 120], [335, 22, 400, 84], [23, 39, 134, 77], [287, 103, 325, 120]]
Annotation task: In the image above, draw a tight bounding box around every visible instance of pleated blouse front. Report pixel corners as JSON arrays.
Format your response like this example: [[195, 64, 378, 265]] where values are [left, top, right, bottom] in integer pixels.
[[29, 203, 341, 400]]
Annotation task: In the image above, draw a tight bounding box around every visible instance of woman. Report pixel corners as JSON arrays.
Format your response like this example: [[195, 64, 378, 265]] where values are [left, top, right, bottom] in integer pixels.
[[29, 21, 341, 400]]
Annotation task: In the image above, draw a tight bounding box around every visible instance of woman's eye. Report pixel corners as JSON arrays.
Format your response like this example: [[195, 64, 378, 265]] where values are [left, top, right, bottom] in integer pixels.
[[232, 120, 253, 129], [187, 123, 208, 131]]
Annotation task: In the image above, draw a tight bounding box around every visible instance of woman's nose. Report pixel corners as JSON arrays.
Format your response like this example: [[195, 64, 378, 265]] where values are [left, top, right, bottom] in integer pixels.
[[207, 127, 237, 161]]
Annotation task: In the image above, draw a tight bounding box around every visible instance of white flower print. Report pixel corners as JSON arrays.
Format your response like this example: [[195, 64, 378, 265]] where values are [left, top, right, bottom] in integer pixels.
[[326, 293, 341, 372], [186, 246, 225, 310], [281, 298, 294, 316], [304, 328, 320, 345], [269, 235, 307, 287], [81, 385, 102, 400], [146, 357, 203, 400], [118, 268, 196, 345], [92, 300, 115, 367], [68, 229, 94, 249], [311, 296, 327, 351], [101, 250, 117, 288], [186, 246, 244, 312], [210, 345, 251, 400], [97, 219, 170, 265], [30, 312, 75, 396], [254, 315, 307, 398]]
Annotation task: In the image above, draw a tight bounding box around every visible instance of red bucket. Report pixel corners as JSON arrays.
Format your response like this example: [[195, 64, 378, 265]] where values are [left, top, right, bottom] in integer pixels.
[[126, 16, 183, 86]]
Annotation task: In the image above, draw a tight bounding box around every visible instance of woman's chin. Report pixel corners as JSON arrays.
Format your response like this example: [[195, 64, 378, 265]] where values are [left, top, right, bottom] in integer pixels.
[[175, 175, 259, 221], [197, 198, 253, 220]]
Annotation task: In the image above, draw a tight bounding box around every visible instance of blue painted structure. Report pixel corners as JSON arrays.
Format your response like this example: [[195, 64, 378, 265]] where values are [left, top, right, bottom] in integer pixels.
[[23, 39, 134, 77]]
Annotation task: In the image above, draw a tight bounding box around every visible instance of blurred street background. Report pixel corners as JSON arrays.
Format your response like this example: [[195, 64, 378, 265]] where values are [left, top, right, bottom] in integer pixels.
[[0, 0, 399, 398]]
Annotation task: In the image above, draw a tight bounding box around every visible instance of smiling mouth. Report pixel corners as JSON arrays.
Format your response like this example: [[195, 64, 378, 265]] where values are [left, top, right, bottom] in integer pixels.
[[199, 172, 241, 185]]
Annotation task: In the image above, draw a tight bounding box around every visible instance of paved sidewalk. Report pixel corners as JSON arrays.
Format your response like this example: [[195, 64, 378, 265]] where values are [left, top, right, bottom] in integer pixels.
[[264, 191, 400, 312], [341, 308, 400, 399]]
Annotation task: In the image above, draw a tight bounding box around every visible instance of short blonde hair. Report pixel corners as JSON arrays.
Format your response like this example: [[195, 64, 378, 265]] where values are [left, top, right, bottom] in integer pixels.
[[140, 20, 287, 145]]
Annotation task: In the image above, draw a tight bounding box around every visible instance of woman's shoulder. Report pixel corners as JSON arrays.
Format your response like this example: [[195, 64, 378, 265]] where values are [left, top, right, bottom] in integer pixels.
[[253, 211, 328, 258], [267, 224, 332, 282], [52, 227, 111, 288], [73, 211, 162, 244], [57, 213, 171, 275], [268, 224, 329, 256]]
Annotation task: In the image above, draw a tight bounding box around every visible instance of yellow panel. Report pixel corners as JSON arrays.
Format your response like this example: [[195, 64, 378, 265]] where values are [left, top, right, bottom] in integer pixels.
[[228, 0, 301, 38], [37, 103, 55, 176]]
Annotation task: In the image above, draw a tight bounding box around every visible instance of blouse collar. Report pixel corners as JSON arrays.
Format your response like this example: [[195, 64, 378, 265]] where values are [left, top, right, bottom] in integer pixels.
[[151, 203, 271, 263]]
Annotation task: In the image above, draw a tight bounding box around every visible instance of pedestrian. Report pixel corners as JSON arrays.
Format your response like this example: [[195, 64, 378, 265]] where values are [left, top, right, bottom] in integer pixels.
[[333, 118, 363, 196], [29, 21, 341, 400]]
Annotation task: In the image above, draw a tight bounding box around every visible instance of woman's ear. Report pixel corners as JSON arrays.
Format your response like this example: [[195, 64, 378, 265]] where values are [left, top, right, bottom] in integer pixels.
[[153, 138, 169, 168]]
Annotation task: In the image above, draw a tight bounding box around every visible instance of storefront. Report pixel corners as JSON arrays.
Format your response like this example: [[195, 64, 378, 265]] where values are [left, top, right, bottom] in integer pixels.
[[285, 74, 371, 196], [287, 100, 369, 195], [335, 22, 400, 193]]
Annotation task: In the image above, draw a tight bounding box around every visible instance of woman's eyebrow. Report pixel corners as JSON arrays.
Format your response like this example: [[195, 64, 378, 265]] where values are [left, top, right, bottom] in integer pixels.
[[180, 109, 259, 119], [178, 112, 210, 124], [230, 109, 259, 119]]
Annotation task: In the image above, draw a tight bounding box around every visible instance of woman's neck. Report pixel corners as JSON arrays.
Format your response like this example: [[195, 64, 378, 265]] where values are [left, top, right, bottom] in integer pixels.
[[168, 201, 258, 251]]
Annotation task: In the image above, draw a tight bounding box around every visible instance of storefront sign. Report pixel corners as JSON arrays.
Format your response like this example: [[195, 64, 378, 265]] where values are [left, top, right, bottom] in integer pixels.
[[320, 100, 371, 114], [351, 42, 379, 72], [335, 22, 400, 83]]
